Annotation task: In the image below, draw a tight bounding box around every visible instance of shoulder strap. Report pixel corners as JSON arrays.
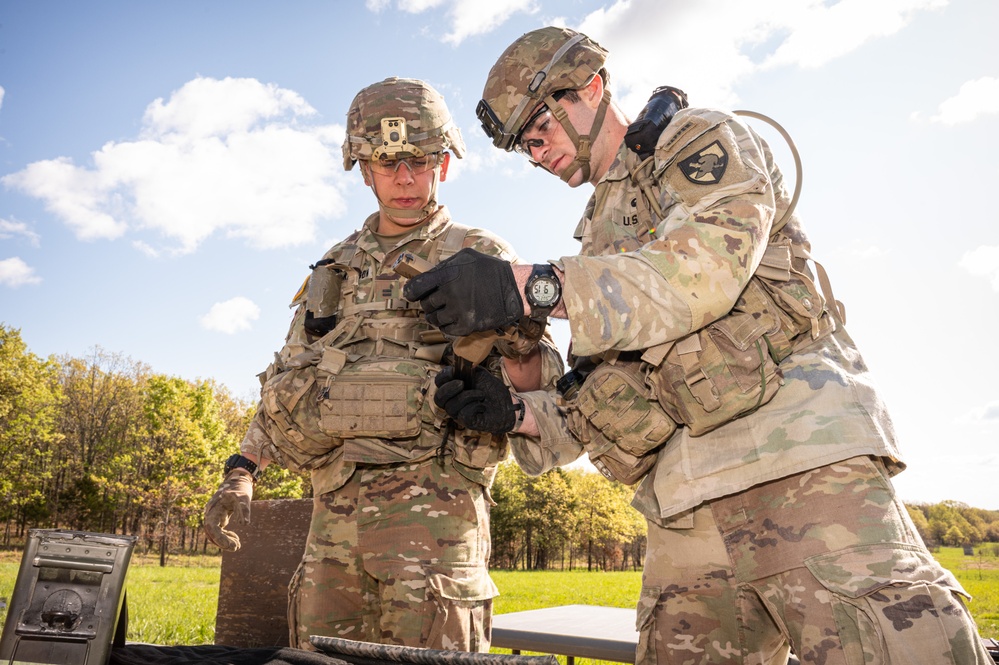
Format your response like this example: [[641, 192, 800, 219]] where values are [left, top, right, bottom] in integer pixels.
[[434, 222, 471, 264]]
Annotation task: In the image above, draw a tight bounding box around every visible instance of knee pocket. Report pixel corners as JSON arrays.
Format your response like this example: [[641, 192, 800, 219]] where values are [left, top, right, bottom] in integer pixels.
[[636, 586, 661, 665], [805, 543, 980, 665], [423, 562, 499, 651]]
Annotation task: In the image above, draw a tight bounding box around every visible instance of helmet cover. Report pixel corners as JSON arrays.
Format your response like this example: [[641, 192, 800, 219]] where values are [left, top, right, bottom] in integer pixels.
[[477, 27, 608, 151], [343, 77, 465, 170]]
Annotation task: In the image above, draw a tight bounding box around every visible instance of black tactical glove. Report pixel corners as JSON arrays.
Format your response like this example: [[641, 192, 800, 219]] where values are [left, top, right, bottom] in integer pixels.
[[434, 366, 518, 435], [403, 248, 523, 337]]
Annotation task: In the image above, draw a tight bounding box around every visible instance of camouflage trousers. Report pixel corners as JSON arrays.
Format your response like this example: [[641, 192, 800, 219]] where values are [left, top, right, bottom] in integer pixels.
[[637, 456, 992, 665], [288, 457, 497, 652]]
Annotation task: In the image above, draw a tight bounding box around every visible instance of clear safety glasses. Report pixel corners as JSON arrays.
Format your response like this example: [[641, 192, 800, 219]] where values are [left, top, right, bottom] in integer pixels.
[[514, 108, 557, 160], [367, 152, 443, 176], [513, 90, 568, 161]]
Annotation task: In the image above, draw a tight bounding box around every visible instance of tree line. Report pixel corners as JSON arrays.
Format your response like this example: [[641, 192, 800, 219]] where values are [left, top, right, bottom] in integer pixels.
[[0, 324, 307, 563], [2, 323, 998, 568]]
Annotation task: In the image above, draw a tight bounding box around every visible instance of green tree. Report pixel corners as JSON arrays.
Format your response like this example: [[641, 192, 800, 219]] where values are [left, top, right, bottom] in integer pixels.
[[521, 468, 576, 569], [905, 504, 931, 544], [137, 375, 238, 565], [568, 470, 646, 570], [0, 324, 64, 543], [943, 525, 966, 547], [56, 348, 148, 534], [489, 460, 528, 569]]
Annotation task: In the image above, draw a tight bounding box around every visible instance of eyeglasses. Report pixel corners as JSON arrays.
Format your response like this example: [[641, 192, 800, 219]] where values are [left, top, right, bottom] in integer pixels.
[[367, 152, 442, 176], [514, 90, 569, 160], [515, 108, 557, 158]]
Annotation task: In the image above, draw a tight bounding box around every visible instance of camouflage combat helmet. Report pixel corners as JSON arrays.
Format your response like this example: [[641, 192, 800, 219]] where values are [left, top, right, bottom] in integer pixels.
[[343, 77, 464, 220], [343, 77, 465, 171], [477, 27, 610, 184]]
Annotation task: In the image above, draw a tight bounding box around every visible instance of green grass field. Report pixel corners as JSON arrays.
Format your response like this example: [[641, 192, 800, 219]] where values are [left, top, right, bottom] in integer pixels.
[[1, 547, 996, 652]]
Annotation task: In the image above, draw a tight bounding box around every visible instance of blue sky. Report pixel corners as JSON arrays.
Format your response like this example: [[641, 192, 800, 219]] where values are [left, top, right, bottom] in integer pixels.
[[2, 0, 998, 509]]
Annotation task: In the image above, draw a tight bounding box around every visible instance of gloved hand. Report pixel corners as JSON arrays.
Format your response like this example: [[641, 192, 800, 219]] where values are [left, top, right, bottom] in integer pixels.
[[434, 366, 518, 435], [403, 248, 523, 337], [203, 470, 254, 551]]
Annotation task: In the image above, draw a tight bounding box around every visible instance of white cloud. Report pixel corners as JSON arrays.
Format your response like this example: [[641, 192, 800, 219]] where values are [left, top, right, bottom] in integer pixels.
[[132, 240, 160, 258], [958, 400, 999, 423], [850, 244, 890, 260], [2, 77, 348, 255], [576, 0, 946, 114], [0, 85, 5, 110], [443, 0, 538, 45], [0, 217, 40, 246], [200, 296, 261, 334], [959, 245, 999, 291], [929, 77, 999, 125], [365, 0, 942, 96], [760, 0, 946, 70], [398, 0, 446, 12], [0, 257, 42, 287], [366, 0, 537, 45]]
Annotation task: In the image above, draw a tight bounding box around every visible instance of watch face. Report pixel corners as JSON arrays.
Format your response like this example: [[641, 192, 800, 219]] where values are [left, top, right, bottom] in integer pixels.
[[529, 276, 560, 307]]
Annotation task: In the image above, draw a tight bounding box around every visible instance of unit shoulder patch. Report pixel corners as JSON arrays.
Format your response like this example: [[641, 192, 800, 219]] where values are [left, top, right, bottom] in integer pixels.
[[679, 140, 729, 185]]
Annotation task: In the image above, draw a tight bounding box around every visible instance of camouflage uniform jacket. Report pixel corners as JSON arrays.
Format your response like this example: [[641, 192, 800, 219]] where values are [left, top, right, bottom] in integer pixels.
[[521, 108, 904, 524], [241, 205, 563, 495]]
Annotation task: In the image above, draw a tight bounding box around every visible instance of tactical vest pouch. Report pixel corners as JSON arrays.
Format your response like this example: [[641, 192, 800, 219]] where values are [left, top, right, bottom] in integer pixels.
[[318, 358, 428, 439], [259, 363, 341, 472], [568, 361, 677, 485], [754, 241, 837, 357], [651, 305, 783, 437]]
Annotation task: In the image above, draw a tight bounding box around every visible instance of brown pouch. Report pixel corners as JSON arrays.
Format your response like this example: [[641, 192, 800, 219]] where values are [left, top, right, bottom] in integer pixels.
[[568, 361, 677, 484], [651, 303, 783, 436], [318, 357, 429, 439]]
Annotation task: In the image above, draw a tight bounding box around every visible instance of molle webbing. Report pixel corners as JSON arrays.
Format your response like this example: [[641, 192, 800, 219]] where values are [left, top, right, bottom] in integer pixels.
[[340, 299, 421, 318], [436, 221, 470, 261], [755, 237, 846, 331]]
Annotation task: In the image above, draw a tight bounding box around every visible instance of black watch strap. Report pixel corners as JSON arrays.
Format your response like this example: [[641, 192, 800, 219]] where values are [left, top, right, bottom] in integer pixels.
[[224, 453, 260, 481], [525, 263, 562, 319]]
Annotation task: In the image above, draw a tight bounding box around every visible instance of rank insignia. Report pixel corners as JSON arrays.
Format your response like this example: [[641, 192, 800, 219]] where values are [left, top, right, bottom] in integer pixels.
[[679, 141, 728, 184]]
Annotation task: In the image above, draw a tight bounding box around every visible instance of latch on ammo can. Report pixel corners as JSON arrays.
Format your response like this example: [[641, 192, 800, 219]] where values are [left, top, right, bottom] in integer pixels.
[[0, 529, 136, 665]]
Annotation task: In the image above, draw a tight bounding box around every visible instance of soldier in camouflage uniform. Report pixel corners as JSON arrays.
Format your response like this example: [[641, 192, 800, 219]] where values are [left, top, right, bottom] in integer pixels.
[[404, 29, 993, 665], [204, 77, 563, 652]]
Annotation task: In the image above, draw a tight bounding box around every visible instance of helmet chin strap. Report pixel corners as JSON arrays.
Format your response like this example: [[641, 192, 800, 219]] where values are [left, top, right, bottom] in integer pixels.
[[543, 88, 612, 184]]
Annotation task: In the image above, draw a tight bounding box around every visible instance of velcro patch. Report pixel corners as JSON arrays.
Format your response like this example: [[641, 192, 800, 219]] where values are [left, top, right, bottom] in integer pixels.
[[679, 141, 728, 184]]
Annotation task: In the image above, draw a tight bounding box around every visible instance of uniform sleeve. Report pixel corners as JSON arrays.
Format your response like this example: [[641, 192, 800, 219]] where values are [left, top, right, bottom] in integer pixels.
[[464, 228, 521, 263], [507, 390, 584, 476], [560, 116, 776, 356], [238, 408, 280, 464]]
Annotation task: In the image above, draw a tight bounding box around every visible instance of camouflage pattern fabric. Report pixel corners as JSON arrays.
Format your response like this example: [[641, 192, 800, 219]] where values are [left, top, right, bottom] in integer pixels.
[[553, 110, 904, 520], [636, 457, 993, 665], [289, 459, 496, 651], [479, 26, 608, 149], [241, 206, 561, 496], [497, 94, 992, 661], [342, 77, 465, 170], [237, 205, 563, 650]]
